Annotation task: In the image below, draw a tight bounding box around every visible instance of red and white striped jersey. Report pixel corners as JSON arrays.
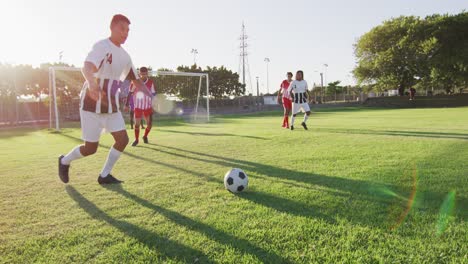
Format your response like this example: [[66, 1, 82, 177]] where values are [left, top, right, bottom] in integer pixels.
[[281, 80, 292, 99], [131, 79, 155, 110]]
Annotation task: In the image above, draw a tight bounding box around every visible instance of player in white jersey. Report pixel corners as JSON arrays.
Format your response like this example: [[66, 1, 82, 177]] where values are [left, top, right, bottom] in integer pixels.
[[58, 14, 152, 185], [289, 70, 312, 131]]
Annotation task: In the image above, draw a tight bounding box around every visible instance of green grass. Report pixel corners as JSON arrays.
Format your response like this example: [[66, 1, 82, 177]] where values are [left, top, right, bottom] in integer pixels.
[[0, 107, 467, 263]]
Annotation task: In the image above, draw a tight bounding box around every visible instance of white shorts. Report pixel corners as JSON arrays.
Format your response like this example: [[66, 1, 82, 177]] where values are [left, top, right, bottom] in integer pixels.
[[292, 103, 311, 115], [80, 110, 126, 142]]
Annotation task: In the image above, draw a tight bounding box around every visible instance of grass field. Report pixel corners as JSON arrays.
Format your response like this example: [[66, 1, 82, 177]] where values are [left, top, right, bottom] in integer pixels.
[[0, 107, 467, 263]]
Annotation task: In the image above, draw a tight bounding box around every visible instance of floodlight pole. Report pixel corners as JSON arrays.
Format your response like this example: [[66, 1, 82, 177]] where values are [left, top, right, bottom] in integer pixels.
[[48, 69, 52, 128], [320, 73, 324, 104], [206, 74, 210, 122], [264, 58, 270, 94], [191, 49, 198, 65], [323, 63, 328, 101]]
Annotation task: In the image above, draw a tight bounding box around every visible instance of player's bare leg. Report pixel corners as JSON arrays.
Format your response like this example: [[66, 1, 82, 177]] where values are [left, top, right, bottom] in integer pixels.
[[132, 117, 142, 146], [59, 141, 98, 183], [142, 114, 152, 144], [98, 130, 129, 184], [291, 113, 296, 130]]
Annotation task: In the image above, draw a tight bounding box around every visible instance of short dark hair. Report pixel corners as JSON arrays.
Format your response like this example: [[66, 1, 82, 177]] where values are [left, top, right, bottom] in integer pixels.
[[139, 67, 148, 73], [111, 14, 131, 27], [297, 70, 304, 76], [287, 72, 293, 76]]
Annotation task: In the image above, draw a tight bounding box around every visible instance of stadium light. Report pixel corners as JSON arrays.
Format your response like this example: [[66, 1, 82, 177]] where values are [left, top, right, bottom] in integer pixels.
[[264, 58, 270, 94], [256, 76, 260, 97], [191, 49, 199, 65]]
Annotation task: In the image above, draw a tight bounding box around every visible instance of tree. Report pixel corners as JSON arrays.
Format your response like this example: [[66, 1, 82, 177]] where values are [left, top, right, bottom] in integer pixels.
[[354, 16, 428, 95], [158, 64, 245, 100], [326, 81, 343, 96], [354, 12, 468, 95]]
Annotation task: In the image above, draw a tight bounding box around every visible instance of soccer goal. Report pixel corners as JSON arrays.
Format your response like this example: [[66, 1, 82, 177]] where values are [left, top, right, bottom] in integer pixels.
[[49, 67, 210, 131]]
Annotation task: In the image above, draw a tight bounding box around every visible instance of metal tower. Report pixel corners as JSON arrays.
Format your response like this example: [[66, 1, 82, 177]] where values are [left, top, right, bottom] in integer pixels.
[[239, 22, 253, 94]]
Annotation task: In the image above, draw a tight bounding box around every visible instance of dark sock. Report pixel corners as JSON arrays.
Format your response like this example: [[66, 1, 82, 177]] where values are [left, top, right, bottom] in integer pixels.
[[135, 128, 140, 141], [144, 128, 150, 137]]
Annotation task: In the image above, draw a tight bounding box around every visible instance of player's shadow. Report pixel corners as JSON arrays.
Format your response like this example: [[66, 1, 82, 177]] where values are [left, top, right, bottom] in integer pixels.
[[58, 133, 467, 226], [65, 185, 209, 263], [158, 129, 269, 140], [103, 184, 292, 264], [316, 128, 468, 140], [140, 144, 398, 227], [145, 144, 468, 225]]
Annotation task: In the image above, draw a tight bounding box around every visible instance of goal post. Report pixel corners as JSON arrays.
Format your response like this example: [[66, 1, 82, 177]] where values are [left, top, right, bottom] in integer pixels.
[[151, 71, 210, 123], [49, 66, 210, 131], [49, 66, 82, 130]]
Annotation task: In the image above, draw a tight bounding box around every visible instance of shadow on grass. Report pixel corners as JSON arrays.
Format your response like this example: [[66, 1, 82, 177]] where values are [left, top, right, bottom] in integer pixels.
[[103, 185, 291, 263], [140, 144, 399, 227], [316, 128, 468, 140], [157, 129, 269, 140], [145, 144, 468, 224], [58, 133, 467, 228], [65, 185, 209, 263]]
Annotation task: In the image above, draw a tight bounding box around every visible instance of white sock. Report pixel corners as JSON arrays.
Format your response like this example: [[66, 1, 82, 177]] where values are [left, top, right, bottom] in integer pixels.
[[303, 114, 309, 123], [62, 146, 83, 165], [100, 147, 122, 177], [291, 115, 296, 126]]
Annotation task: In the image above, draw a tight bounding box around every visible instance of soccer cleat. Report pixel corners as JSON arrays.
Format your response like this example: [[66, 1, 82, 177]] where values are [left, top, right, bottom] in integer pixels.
[[98, 174, 123, 184], [301, 122, 308, 130], [290, 126, 294, 131], [143, 136, 149, 144], [131, 140, 139, 147], [58, 155, 70, 183]]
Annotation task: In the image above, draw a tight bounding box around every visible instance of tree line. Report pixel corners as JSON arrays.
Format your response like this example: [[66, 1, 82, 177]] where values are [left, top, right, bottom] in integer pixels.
[[0, 63, 246, 103], [353, 11, 468, 95]]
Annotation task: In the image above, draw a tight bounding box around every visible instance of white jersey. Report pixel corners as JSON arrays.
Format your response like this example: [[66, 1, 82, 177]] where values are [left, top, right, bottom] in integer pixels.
[[81, 38, 138, 114], [289, 80, 309, 104]]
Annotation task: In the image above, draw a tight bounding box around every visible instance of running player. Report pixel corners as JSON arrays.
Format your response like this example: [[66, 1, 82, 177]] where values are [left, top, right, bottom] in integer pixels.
[[277, 72, 293, 128], [58, 14, 152, 184], [130, 67, 156, 146], [125, 81, 145, 130], [289, 70, 312, 131]]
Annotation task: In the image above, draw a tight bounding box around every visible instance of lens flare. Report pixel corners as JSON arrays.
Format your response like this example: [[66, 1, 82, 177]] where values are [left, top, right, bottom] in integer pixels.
[[135, 91, 144, 100], [377, 187, 409, 202], [153, 94, 174, 115], [391, 165, 418, 230], [436, 191, 456, 236]]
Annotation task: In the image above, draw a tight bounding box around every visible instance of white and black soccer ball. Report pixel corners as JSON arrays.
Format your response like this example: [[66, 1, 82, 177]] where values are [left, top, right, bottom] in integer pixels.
[[224, 168, 248, 193]]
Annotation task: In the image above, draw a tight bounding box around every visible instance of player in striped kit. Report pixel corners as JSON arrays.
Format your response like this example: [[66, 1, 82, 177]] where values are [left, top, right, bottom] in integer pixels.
[[289, 70, 312, 131], [130, 67, 156, 146], [58, 14, 152, 184], [277, 72, 293, 128]]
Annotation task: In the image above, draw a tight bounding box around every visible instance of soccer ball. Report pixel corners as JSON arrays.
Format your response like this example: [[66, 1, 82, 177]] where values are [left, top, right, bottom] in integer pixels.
[[224, 168, 248, 193]]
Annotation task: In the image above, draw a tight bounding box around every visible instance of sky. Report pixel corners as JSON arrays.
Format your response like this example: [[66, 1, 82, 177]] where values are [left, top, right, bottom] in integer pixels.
[[0, 0, 465, 94]]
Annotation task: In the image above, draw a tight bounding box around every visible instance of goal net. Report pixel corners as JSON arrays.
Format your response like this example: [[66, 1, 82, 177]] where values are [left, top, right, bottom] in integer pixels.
[[49, 67, 210, 131]]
